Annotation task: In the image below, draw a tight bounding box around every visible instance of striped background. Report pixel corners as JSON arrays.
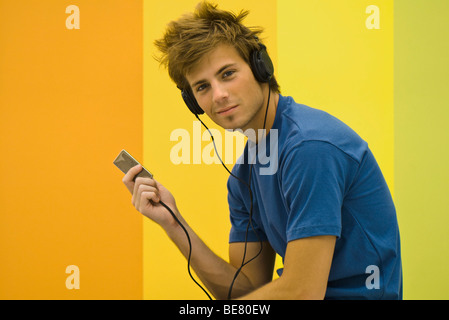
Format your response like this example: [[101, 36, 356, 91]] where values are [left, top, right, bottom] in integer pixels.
[[0, 0, 448, 299]]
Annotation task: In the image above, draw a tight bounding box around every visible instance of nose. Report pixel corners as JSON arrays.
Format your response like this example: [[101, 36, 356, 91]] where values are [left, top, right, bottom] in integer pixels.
[[212, 82, 229, 105]]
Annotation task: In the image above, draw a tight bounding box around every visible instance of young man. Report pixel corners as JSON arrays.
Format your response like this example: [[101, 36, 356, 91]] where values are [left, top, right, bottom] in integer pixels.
[[122, 1, 402, 299]]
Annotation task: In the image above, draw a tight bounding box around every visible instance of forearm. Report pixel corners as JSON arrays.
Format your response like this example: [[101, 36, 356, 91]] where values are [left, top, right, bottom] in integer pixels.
[[237, 276, 323, 300], [238, 236, 335, 300], [165, 214, 255, 300], [122, 170, 260, 299]]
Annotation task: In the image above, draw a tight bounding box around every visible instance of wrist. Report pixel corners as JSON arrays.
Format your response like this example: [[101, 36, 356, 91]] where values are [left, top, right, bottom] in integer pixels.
[[163, 208, 188, 239]]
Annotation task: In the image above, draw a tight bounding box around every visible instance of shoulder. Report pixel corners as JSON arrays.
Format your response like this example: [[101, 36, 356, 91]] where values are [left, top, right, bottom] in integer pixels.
[[279, 140, 361, 191], [275, 95, 369, 166]]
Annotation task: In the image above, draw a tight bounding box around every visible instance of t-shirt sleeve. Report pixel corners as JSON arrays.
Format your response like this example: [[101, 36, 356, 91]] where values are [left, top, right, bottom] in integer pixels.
[[281, 140, 357, 242], [227, 172, 268, 243]]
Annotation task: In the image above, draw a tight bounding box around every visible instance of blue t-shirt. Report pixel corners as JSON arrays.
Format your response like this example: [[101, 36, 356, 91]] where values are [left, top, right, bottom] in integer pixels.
[[228, 95, 402, 299]]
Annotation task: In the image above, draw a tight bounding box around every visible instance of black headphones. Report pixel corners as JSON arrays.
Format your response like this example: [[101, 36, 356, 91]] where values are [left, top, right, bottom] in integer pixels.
[[179, 43, 274, 115]]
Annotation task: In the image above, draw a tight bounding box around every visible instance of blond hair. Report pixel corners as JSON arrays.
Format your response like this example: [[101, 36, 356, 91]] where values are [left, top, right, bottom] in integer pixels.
[[154, 1, 280, 93]]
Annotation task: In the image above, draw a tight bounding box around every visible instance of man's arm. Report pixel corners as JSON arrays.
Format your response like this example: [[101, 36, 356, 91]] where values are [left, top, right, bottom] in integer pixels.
[[228, 241, 276, 298], [238, 235, 336, 300], [123, 164, 276, 300], [165, 220, 276, 300]]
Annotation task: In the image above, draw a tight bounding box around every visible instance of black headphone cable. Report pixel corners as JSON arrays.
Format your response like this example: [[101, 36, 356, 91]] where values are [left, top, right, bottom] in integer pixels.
[[196, 88, 271, 300], [158, 200, 213, 300]]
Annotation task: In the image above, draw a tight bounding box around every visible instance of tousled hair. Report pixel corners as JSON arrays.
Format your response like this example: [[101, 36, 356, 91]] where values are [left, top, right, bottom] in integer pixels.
[[154, 1, 280, 93]]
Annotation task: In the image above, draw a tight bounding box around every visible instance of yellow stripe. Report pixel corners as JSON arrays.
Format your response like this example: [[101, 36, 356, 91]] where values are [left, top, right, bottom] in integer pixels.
[[278, 0, 394, 194], [143, 0, 277, 299]]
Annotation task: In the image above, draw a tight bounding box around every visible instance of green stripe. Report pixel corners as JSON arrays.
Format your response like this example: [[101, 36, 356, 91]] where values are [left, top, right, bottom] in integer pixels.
[[394, 0, 449, 299]]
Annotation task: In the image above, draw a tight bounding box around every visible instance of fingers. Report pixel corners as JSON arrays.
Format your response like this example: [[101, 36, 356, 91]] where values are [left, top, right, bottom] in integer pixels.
[[132, 177, 160, 211], [132, 176, 157, 198], [122, 165, 168, 218], [122, 164, 143, 194]]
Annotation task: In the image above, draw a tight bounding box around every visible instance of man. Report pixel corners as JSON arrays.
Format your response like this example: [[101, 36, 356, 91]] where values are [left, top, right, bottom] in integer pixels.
[[122, 1, 402, 299]]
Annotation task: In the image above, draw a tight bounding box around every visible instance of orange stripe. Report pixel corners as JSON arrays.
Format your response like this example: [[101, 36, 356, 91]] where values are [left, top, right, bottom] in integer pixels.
[[0, 0, 143, 299]]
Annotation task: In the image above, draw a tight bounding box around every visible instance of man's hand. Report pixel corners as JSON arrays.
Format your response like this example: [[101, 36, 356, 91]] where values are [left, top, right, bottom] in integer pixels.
[[122, 164, 179, 229]]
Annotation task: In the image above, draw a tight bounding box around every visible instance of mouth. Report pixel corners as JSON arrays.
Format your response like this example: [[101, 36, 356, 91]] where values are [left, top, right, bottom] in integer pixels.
[[216, 105, 238, 116]]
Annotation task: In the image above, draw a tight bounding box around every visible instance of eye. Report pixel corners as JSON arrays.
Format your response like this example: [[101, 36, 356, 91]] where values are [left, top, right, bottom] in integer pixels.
[[196, 83, 209, 92], [223, 70, 235, 78]]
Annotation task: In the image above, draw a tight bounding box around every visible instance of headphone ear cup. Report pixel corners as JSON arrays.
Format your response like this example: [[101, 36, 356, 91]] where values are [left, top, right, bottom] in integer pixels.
[[181, 89, 204, 115], [250, 44, 274, 83]]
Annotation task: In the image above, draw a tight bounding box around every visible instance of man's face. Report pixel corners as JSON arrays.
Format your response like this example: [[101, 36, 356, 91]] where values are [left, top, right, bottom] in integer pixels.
[[185, 44, 266, 132]]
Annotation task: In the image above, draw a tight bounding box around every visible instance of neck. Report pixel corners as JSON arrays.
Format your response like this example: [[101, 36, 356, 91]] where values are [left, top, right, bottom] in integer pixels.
[[247, 89, 279, 143]]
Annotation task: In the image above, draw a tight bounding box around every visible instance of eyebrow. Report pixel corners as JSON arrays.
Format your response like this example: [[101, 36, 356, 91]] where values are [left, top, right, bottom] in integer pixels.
[[191, 63, 237, 89]]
